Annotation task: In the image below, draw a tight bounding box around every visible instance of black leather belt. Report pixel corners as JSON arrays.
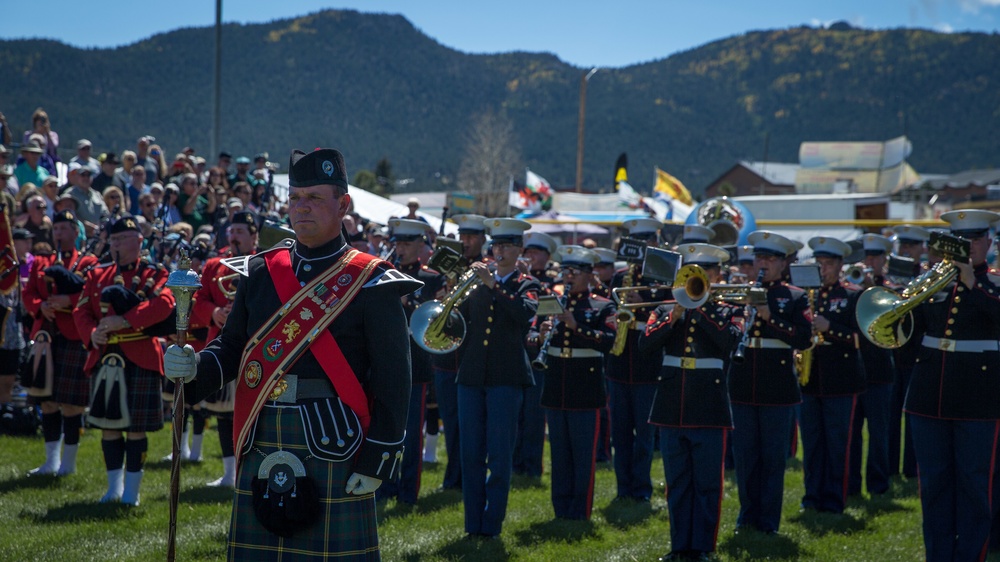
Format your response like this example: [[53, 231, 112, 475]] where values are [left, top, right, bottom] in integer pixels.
[[268, 374, 336, 404]]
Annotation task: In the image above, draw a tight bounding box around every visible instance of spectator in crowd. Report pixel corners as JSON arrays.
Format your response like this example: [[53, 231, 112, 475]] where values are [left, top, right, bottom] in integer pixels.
[[211, 197, 243, 251], [227, 156, 251, 187], [232, 181, 252, 209], [137, 192, 158, 225], [0, 143, 16, 196], [102, 186, 126, 217], [252, 152, 273, 204], [249, 171, 268, 213], [205, 166, 229, 193], [93, 152, 119, 193], [70, 139, 100, 170], [215, 150, 232, 174], [14, 139, 49, 188], [17, 194, 53, 249], [177, 173, 216, 230], [193, 156, 207, 179], [148, 182, 164, 209], [0, 111, 11, 146], [19, 133, 58, 176], [38, 176, 58, 219], [125, 166, 148, 215], [158, 183, 182, 227], [135, 136, 160, 184], [113, 150, 137, 190], [22, 108, 59, 163], [67, 162, 108, 233], [0, 159, 15, 197], [147, 143, 168, 183], [13, 228, 35, 284], [169, 221, 194, 242]]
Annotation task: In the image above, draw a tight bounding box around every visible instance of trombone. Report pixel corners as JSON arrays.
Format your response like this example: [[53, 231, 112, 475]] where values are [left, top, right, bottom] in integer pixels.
[[672, 265, 767, 309]]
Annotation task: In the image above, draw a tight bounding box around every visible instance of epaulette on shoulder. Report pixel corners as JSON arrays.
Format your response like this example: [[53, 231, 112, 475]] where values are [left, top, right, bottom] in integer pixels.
[[421, 265, 441, 276], [363, 267, 424, 295], [223, 241, 291, 276]]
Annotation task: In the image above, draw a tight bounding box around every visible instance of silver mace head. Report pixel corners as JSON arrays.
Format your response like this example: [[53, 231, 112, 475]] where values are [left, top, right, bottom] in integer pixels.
[[166, 248, 202, 331]]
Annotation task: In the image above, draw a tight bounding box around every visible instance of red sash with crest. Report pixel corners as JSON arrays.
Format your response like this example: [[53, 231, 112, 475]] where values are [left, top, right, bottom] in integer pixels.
[[233, 247, 383, 460]]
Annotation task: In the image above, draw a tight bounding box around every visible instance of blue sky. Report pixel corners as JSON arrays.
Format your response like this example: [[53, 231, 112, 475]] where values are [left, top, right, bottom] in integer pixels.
[[2, 0, 998, 67]]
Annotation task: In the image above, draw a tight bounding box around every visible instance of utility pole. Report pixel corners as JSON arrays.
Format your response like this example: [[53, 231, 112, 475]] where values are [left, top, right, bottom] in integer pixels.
[[211, 0, 222, 160], [575, 68, 598, 193]]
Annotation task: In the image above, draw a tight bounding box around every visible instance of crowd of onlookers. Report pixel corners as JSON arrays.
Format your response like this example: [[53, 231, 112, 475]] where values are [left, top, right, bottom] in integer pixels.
[[1, 107, 287, 261]]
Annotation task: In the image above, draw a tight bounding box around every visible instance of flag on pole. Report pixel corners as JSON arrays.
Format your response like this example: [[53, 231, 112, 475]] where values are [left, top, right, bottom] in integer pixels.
[[617, 181, 643, 209], [519, 169, 554, 211], [654, 167, 693, 206], [614, 153, 628, 187]]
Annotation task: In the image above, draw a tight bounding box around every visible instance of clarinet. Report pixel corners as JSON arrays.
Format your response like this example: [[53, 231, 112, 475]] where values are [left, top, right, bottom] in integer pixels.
[[732, 269, 766, 364], [439, 206, 449, 236], [531, 294, 567, 371]]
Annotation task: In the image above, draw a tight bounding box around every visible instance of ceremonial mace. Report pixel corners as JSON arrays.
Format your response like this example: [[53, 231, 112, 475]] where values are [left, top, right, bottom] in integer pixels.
[[164, 249, 201, 562]]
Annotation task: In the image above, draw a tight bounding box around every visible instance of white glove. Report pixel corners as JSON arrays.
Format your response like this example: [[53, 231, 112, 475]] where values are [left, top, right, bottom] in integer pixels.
[[345, 472, 382, 495], [164, 344, 198, 383]]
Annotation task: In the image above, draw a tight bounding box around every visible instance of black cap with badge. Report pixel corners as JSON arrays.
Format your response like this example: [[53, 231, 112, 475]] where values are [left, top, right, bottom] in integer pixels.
[[288, 149, 348, 191], [231, 210, 258, 234], [108, 214, 141, 235]]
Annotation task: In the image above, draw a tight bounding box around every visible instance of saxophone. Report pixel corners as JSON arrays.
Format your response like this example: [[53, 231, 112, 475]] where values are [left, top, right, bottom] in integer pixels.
[[610, 263, 637, 356], [794, 287, 822, 386]]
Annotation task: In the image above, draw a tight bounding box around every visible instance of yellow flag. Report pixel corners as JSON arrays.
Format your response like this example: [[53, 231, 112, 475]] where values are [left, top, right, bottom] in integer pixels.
[[654, 167, 693, 206]]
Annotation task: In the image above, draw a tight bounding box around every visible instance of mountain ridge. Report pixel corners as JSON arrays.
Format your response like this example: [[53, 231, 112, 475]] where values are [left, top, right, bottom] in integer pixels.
[[1, 9, 996, 195]]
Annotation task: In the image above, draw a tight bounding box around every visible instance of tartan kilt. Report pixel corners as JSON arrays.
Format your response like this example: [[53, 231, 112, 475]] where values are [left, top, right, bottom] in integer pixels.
[[229, 403, 380, 561], [87, 360, 164, 433], [51, 336, 91, 407]]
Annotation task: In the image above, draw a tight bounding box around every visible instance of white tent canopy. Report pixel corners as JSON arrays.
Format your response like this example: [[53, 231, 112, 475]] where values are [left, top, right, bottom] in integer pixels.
[[273, 174, 458, 236]]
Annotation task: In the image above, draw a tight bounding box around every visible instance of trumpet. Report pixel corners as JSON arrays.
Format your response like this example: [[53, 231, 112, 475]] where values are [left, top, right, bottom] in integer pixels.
[[216, 272, 240, 300], [732, 269, 767, 364], [844, 265, 872, 285], [410, 267, 488, 354]]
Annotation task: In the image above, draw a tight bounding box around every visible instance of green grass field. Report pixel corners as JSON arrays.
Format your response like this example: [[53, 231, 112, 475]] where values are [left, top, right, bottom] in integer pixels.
[[1, 422, 998, 561]]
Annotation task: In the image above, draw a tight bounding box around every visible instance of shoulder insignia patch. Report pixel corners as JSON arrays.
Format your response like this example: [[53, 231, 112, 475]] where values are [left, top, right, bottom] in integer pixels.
[[220, 255, 253, 277]]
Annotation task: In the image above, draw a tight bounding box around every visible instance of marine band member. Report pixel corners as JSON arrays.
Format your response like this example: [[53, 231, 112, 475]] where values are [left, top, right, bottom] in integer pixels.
[[516, 230, 559, 478], [641, 243, 741, 561], [456, 218, 540, 538], [606, 217, 663, 502], [538, 245, 615, 520], [379, 218, 445, 505], [904, 209, 1000, 562], [729, 230, 811, 534], [432, 213, 489, 491], [800, 237, 864, 513]]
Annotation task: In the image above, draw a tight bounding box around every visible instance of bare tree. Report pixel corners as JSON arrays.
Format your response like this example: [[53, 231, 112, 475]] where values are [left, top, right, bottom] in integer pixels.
[[456, 109, 523, 217]]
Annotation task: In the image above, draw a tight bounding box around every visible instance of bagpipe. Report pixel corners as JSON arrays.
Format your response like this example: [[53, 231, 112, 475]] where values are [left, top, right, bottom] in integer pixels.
[[99, 259, 177, 339]]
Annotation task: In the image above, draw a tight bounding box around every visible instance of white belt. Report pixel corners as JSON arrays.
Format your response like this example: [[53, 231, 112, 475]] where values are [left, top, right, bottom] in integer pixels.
[[547, 347, 603, 359], [922, 336, 999, 353], [662, 355, 724, 370], [748, 337, 791, 349]]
